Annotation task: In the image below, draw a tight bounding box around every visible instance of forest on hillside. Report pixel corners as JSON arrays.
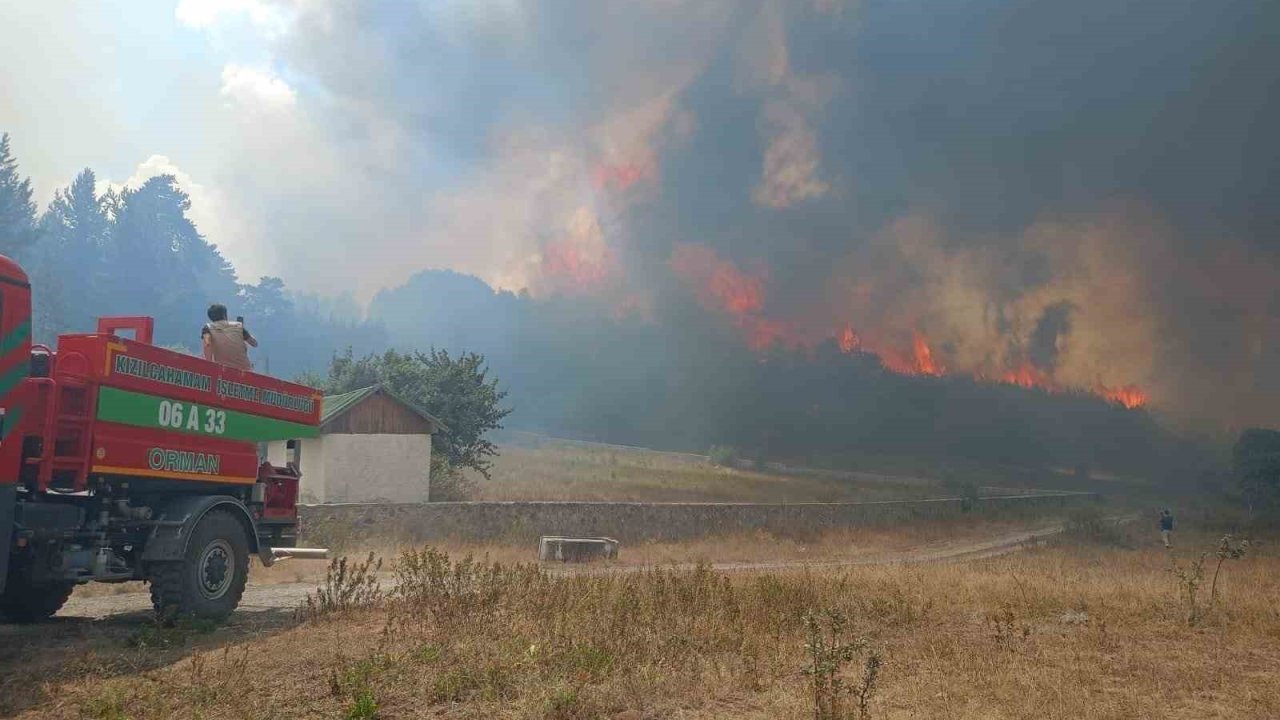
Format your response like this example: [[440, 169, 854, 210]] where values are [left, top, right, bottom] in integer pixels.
[[371, 268, 1200, 480]]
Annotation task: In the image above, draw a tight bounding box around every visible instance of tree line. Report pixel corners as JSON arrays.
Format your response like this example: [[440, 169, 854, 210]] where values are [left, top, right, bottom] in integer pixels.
[[0, 133, 386, 378]]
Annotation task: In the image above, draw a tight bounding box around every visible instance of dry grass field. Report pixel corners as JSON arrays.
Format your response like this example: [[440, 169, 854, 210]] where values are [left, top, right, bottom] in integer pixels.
[[64, 515, 1057, 604], [465, 433, 1146, 503], [18, 525, 1279, 720], [468, 436, 944, 503]]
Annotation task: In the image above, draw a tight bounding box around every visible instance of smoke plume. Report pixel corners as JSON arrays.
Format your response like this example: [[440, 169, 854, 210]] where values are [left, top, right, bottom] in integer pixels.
[[210, 0, 1278, 428]]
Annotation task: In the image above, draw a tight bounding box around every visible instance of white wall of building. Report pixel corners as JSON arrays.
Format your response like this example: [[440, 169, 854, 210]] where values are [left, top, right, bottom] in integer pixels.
[[321, 433, 432, 503], [269, 433, 432, 503]]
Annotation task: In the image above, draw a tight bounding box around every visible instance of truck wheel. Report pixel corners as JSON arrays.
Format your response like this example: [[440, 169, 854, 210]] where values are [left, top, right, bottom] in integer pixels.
[[0, 581, 75, 622], [149, 510, 249, 623]]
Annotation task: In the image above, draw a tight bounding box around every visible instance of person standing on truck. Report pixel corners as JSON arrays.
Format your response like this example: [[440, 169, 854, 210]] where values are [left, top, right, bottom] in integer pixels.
[[202, 303, 257, 371], [1159, 509, 1174, 548]]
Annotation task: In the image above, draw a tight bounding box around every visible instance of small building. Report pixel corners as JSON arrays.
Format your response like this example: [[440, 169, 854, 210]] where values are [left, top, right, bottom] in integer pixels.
[[266, 385, 444, 504]]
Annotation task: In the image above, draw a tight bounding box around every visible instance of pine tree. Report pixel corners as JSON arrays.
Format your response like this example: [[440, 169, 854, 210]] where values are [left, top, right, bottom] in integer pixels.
[[28, 169, 111, 337], [0, 133, 37, 256], [107, 175, 239, 346]]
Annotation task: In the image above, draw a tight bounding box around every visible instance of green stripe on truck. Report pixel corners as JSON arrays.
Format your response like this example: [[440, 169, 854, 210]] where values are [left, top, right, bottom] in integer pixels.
[[0, 319, 30, 357], [96, 386, 319, 442]]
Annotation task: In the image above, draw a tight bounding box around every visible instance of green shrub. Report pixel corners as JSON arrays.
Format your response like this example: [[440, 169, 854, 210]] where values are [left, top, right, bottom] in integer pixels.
[[941, 475, 981, 511], [708, 445, 737, 467], [1060, 505, 1127, 547], [429, 455, 476, 501], [345, 688, 378, 719], [803, 609, 882, 720]]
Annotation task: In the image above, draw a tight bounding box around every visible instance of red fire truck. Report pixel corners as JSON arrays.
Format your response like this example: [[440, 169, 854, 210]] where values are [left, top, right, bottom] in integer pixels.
[[0, 255, 324, 622]]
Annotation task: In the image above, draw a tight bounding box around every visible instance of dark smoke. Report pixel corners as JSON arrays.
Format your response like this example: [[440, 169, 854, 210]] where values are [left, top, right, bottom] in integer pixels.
[[1029, 302, 1073, 372], [271, 0, 1278, 430]]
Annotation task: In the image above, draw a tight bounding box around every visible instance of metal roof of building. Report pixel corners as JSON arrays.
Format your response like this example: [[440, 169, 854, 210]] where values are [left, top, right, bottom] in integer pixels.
[[320, 384, 447, 433]]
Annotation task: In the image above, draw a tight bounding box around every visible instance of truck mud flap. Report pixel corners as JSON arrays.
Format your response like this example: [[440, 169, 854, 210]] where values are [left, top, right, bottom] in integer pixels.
[[0, 484, 14, 595]]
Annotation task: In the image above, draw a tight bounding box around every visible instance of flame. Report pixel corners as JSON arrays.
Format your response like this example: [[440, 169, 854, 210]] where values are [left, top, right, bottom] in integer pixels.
[[1000, 361, 1057, 391], [542, 239, 611, 293], [834, 325, 944, 376], [870, 331, 944, 376], [1098, 383, 1148, 409], [837, 324, 860, 353], [912, 331, 944, 376], [593, 162, 647, 191], [670, 243, 765, 316], [672, 259, 1150, 409], [670, 243, 806, 350], [823, 325, 1146, 406], [540, 208, 615, 295], [876, 347, 917, 375]]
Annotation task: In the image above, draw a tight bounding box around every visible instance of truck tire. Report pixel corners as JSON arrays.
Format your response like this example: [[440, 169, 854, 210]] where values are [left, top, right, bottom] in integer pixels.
[[0, 581, 75, 622], [149, 510, 249, 623]]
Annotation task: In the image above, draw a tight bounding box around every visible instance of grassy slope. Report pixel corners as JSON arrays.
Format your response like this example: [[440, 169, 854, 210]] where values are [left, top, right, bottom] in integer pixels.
[[469, 437, 947, 503], [30, 530, 1280, 720], [468, 433, 1156, 503]]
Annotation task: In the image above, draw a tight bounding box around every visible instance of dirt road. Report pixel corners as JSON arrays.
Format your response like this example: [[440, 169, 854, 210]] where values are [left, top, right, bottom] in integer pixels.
[[56, 521, 1069, 620]]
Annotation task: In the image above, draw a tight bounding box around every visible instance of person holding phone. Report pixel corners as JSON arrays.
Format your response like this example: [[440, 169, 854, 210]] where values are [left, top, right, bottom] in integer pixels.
[[201, 303, 257, 370]]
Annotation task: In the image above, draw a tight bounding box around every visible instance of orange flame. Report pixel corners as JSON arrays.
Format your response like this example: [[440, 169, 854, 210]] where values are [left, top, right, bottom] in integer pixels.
[[542, 238, 613, 294], [670, 244, 806, 350], [1098, 383, 1148, 409], [593, 162, 647, 191], [837, 324, 860, 354], [1000, 361, 1057, 391], [912, 331, 944, 376], [876, 348, 917, 375], [540, 208, 616, 296], [670, 243, 765, 316], [674, 263, 1151, 409], [823, 325, 1146, 407], [873, 331, 944, 376]]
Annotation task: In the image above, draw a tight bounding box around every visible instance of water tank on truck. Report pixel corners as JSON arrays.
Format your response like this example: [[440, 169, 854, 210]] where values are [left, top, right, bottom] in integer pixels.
[[0, 254, 327, 623]]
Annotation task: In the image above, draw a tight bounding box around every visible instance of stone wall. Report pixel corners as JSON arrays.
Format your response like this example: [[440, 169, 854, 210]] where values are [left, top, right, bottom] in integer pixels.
[[298, 492, 1095, 548]]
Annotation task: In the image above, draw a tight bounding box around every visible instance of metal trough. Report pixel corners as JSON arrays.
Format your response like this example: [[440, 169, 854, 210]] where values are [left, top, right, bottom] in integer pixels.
[[538, 536, 619, 563]]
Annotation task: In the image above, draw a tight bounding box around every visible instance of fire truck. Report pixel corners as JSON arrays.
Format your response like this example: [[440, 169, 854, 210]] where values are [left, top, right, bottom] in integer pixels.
[[0, 255, 324, 622]]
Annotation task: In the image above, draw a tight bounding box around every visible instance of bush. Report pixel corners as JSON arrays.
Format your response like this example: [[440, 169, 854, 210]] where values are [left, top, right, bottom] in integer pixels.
[[1168, 534, 1250, 625], [803, 609, 882, 720], [941, 475, 981, 511], [1060, 505, 1127, 547], [391, 547, 542, 626], [429, 455, 476, 501], [302, 553, 384, 620], [708, 445, 738, 467]]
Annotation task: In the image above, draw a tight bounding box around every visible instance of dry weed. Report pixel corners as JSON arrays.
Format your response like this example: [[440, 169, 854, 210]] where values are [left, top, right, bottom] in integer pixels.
[[16, 536, 1280, 719]]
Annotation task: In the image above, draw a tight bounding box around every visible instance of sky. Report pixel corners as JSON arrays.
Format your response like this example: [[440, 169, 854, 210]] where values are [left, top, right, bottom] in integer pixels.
[[1, 0, 1277, 428], [0, 0, 729, 298]]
